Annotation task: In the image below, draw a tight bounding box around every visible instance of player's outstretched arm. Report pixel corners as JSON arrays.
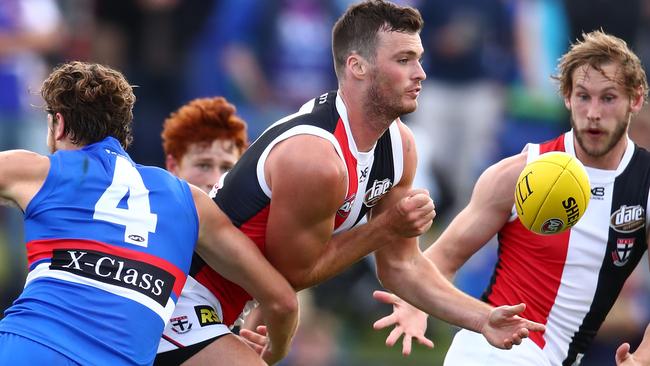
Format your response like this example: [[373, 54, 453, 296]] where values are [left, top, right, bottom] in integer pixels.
[[192, 186, 298, 365], [373, 128, 542, 350]]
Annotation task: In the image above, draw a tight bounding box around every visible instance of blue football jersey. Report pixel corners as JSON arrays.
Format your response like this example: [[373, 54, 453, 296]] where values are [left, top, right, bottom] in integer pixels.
[[0, 137, 199, 366]]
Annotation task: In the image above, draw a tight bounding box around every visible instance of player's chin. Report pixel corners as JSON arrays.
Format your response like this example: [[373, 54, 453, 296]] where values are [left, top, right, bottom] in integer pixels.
[[400, 100, 418, 114]]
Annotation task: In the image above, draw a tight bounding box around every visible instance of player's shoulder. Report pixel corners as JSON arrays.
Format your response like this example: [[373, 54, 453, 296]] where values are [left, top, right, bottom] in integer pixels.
[[273, 135, 345, 180], [265, 136, 347, 205], [0, 149, 50, 177]]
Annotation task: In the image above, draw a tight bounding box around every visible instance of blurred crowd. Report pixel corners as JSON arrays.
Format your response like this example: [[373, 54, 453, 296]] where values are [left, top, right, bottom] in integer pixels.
[[1, 0, 650, 365]]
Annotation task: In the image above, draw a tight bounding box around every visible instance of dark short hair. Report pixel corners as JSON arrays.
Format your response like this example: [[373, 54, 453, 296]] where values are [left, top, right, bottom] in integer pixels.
[[162, 97, 248, 160], [332, 0, 423, 79], [41, 61, 136, 148]]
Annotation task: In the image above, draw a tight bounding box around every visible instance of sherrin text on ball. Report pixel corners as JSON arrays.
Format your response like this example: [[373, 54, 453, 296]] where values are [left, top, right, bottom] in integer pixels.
[[515, 151, 591, 235]]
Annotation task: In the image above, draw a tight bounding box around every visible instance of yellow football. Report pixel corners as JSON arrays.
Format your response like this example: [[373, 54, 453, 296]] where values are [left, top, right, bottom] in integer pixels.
[[514, 151, 591, 235]]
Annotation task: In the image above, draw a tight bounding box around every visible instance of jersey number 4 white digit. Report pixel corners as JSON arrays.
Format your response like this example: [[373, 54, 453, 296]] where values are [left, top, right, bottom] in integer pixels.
[[94, 155, 158, 247]]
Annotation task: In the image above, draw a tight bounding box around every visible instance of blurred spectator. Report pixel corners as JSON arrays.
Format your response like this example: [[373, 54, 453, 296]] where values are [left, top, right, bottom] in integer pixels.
[[281, 290, 343, 366], [0, 0, 63, 151], [0, 0, 63, 319], [497, 0, 569, 158], [563, 0, 642, 48], [183, 0, 338, 139], [407, 0, 515, 223], [93, 0, 215, 167]]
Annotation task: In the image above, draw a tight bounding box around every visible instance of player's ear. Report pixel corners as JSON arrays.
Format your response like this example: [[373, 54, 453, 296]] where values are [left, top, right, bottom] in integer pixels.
[[564, 95, 571, 111], [52, 113, 66, 140], [347, 53, 367, 80], [166, 154, 179, 174], [630, 86, 644, 113]]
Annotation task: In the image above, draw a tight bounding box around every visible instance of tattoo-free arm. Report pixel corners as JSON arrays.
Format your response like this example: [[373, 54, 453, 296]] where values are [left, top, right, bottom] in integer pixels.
[[0, 149, 49, 210], [264, 134, 433, 290], [192, 186, 298, 364]]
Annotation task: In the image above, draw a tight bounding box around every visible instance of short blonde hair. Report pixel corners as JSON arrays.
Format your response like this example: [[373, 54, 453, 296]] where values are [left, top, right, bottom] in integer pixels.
[[554, 30, 648, 102]]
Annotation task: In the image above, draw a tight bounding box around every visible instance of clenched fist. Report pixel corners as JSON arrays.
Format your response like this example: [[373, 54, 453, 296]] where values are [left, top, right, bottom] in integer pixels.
[[383, 188, 435, 238]]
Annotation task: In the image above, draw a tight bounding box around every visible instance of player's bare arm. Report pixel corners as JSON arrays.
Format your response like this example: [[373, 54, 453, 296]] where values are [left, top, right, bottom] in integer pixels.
[[192, 185, 298, 365], [373, 152, 530, 354], [372, 125, 543, 350], [372, 122, 492, 332], [0, 150, 49, 209], [263, 133, 432, 290]]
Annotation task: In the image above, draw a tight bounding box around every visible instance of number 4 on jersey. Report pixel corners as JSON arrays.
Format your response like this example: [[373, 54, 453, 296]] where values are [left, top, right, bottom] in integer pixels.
[[94, 155, 158, 247]]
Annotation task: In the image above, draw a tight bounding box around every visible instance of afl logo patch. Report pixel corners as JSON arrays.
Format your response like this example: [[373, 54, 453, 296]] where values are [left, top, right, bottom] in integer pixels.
[[541, 218, 565, 234], [364, 179, 392, 207], [610, 205, 645, 233]]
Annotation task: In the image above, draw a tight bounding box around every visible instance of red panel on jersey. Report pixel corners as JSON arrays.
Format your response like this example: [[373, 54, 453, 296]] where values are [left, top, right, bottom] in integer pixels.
[[333, 118, 358, 229], [487, 219, 571, 349], [540, 134, 566, 153]]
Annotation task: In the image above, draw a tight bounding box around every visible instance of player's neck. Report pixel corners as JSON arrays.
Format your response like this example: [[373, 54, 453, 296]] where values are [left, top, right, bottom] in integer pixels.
[[339, 88, 392, 152]]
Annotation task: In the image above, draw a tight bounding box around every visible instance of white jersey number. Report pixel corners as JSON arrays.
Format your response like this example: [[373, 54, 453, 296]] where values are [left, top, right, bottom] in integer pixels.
[[94, 155, 158, 247]]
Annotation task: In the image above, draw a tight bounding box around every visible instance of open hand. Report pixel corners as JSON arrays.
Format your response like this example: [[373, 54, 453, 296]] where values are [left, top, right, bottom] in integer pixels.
[[372, 290, 434, 355], [481, 303, 546, 349]]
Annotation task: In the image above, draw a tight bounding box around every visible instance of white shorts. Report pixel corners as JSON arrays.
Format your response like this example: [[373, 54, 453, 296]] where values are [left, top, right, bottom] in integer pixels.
[[444, 329, 551, 366], [157, 276, 231, 353]]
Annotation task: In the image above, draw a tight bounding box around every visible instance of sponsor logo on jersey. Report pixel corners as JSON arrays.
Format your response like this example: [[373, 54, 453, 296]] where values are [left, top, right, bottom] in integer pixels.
[[359, 167, 369, 183], [364, 179, 392, 207], [337, 194, 356, 218], [194, 305, 222, 326], [541, 218, 564, 234], [612, 238, 635, 267], [51, 249, 175, 306], [590, 186, 605, 200], [170, 315, 193, 334], [610, 205, 645, 233]]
